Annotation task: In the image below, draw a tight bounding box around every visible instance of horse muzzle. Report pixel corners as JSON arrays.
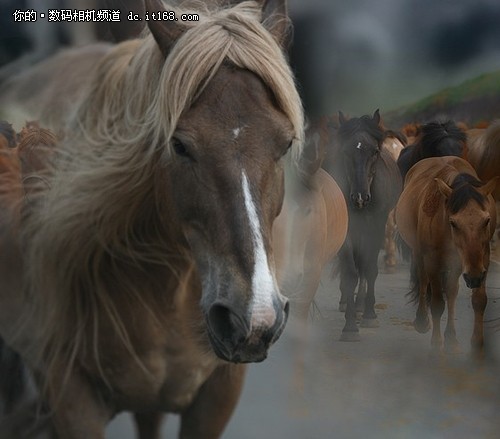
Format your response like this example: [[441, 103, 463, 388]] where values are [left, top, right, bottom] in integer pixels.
[[350, 192, 371, 209], [206, 298, 289, 363], [463, 271, 486, 289]]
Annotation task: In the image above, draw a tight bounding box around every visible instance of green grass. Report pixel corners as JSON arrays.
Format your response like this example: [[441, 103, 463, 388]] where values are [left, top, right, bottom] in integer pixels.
[[399, 70, 500, 115]]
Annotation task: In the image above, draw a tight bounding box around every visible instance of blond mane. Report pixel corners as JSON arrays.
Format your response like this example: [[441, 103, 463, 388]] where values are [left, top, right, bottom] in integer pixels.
[[23, 1, 304, 394]]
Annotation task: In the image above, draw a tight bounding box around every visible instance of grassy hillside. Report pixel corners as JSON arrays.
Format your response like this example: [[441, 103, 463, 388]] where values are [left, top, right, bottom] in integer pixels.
[[386, 70, 500, 128]]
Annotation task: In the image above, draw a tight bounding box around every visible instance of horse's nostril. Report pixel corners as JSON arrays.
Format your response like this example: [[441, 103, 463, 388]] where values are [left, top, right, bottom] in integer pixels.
[[208, 303, 247, 344], [364, 194, 371, 203], [283, 300, 290, 319]]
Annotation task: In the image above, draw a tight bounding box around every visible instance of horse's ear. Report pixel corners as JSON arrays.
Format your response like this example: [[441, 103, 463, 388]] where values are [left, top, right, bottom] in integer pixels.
[[145, 0, 186, 58], [373, 109, 381, 126], [338, 111, 347, 126], [434, 178, 452, 198], [479, 176, 500, 198], [259, 0, 292, 49], [104, 0, 146, 42]]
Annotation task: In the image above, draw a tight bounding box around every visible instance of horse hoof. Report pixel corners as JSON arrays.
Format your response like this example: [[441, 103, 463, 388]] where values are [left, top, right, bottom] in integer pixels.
[[338, 303, 347, 313], [360, 318, 379, 328], [340, 331, 361, 342], [414, 318, 430, 334]]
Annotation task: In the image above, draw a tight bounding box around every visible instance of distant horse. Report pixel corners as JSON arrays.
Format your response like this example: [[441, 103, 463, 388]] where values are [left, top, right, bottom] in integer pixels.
[[467, 121, 500, 245], [0, 121, 17, 150], [395, 157, 498, 355], [0, 1, 305, 438], [273, 166, 347, 392], [323, 110, 402, 341], [0, 125, 55, 439], [397, 120, 467, 182], [381, 130, 407, 271]]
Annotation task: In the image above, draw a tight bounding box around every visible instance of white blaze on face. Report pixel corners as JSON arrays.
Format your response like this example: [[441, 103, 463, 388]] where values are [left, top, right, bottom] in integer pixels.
[[232, 127, 241, 140], [241, 171, 278, 329]]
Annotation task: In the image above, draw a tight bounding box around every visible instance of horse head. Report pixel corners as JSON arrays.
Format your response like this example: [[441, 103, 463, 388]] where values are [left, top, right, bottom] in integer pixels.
[[338, 109, 384, 209], [435, 174, 499, 289], [140, 0, 301, 363]]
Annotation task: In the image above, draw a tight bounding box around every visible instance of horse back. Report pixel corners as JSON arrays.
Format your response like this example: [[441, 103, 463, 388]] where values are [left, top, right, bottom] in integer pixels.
[[317, 168, 348, 259], [467, 122, 500, 199]]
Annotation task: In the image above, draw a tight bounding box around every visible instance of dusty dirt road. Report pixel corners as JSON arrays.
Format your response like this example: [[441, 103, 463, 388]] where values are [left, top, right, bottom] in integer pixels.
[[107, 250, 500, 439]]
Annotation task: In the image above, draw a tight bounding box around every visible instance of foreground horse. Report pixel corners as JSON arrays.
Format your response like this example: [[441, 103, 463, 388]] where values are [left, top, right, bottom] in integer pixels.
[[395, 157, 498, 355], [0, 1, 305, 438], [397, 120, 467, 181], [323, 110, 402, 341]]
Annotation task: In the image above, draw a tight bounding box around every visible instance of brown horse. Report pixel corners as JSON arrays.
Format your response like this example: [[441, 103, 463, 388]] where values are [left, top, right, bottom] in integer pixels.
[[395, 156, 498, 355], [0, 1, 305, 438], [467, 121, 500, 246]]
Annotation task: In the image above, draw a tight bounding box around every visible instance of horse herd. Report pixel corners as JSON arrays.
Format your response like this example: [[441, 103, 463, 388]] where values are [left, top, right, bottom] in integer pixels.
[[0, 0, 499, 438]]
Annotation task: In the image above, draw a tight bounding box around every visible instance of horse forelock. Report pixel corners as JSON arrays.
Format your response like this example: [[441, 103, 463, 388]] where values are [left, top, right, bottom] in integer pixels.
[[156, 1, 304, 161], [447, 173, 486, 214], [338, 115, 384, 146]]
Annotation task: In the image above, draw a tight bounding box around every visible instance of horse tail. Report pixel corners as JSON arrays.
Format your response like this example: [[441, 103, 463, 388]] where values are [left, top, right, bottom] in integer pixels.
[[406, 257, 419, 305], [405, 257, 431, 305], [395, 232, 411, 263]]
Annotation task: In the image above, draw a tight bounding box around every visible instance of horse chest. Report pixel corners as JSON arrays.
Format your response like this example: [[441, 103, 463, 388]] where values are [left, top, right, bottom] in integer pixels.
[[96, 331, 219, 413]]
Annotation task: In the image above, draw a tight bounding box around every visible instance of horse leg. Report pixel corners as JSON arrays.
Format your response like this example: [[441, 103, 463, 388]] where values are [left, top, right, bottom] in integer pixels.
[[429, 274, 445, 352], [355, 277, 366, 317], [339, 245, 360, 342], [471, 284, 487, 357], [443, 274, 460, 354], [360, 253, 379, 328], [413, 256, 430, 333], [133, 412, 165, 439], [179, 364, 246, 439], [383, 210, 397, 272]]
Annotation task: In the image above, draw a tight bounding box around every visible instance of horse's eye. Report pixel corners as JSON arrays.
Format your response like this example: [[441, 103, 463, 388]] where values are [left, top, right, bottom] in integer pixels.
[[450, 220, 457, 229], [484, 218, 491, 228], [172, 138, 193, 160]]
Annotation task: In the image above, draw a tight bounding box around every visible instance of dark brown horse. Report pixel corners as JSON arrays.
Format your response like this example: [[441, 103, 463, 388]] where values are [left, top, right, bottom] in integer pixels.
[[395, 156, 498, 355], [323, 110, 402, 341], [0, 1, 304, 438], [397, 120, 467, 182]]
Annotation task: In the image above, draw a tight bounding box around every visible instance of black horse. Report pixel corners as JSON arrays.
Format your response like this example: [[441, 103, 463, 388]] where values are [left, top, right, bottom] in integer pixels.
[[324, 110, 402, 341], [397, 120, 467, 181]]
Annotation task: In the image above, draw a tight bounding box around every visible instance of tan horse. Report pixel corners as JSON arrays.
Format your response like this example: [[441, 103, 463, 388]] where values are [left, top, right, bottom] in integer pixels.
[[0, 1, 305, 438], [395, 156, 498, 355], [273, 167, 347, 391]]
